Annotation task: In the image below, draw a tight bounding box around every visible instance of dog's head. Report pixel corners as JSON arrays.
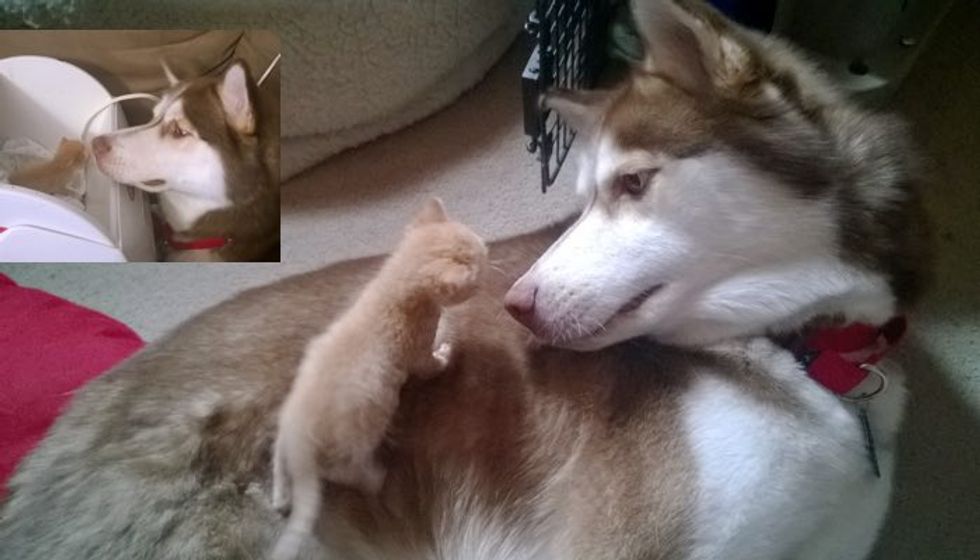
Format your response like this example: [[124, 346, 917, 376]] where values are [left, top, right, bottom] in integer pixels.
[[91, 61, 258, 202], [505, 0, 922, 349]]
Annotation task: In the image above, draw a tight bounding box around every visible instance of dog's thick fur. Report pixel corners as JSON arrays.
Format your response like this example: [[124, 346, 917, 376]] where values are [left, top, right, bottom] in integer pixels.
[[0, 1, 929, 559], [271, 199, 486, 560]]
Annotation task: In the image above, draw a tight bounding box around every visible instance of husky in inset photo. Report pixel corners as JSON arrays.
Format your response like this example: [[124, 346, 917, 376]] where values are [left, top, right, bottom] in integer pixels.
[[92, 60, 280, 262]]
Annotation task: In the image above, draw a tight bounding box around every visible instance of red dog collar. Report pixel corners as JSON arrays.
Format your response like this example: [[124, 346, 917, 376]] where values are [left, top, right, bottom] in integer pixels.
[[159, 220, 230, 251], [784, 316, 907, 396]]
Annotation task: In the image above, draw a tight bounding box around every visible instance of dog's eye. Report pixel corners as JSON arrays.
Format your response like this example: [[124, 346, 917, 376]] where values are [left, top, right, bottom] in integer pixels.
[[614, 170, 657, 198]]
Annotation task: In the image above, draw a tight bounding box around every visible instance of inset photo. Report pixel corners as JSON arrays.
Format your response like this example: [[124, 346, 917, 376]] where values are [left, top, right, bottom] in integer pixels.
[[0, 31, 280, 262]]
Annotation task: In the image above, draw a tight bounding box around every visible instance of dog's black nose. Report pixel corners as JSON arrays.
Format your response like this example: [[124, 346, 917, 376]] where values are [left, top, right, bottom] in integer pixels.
[[91, 136, 111, 157]]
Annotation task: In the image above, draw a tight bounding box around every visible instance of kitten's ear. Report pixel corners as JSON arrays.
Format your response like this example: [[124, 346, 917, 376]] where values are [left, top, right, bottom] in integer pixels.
[[410, 197, 448, 227], [219, 61, 256, 135]]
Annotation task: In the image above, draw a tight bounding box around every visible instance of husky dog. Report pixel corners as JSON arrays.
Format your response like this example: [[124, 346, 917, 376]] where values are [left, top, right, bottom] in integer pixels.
[[0, 1, 929, 559], [91, 60, 280, 262], [272, 198, 486, 560]]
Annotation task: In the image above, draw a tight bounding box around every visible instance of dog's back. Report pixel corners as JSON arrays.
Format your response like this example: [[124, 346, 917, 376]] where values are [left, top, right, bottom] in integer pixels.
[[0, 225, 808, 560], [0, 224, 536, 559]]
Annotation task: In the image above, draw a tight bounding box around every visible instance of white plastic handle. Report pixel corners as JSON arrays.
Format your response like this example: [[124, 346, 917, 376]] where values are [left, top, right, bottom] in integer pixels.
[[80, 92, 161, 143]]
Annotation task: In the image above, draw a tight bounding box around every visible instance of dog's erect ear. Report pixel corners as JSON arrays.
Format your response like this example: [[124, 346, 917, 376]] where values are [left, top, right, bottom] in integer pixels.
[[631, 0, 757, 95], [161, 59, 179, 87], [411, 198, 449, 227], [218, 61, 256, 135], [542, 89, 611, 133]]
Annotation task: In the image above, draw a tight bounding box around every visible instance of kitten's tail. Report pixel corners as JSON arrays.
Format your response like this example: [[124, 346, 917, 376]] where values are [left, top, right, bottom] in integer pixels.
[[270, 454, 322, 560]]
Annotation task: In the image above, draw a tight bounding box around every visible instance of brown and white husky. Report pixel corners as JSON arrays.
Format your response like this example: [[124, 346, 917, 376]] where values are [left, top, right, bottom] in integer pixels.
[[0, 1, 929, 559], [90, 60, 280, 262]]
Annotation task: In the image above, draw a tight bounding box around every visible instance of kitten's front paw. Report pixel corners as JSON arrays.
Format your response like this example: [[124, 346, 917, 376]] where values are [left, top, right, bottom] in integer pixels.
[[416, 342, 452, 379], [433, 342, 452, 368]]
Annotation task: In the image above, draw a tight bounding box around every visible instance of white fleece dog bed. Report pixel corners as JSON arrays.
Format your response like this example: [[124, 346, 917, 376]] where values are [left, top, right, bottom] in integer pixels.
[[1, 0, 529, 179], [281, 0, 526, 179]]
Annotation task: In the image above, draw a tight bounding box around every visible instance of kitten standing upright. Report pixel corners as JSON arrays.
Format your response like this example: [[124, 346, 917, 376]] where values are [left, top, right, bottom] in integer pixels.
[[270, 198, 487, 560]]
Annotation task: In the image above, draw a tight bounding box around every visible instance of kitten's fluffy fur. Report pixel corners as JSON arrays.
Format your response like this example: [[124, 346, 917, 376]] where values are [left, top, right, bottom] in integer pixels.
[[9, 138, 86, 196], [270, 198, 487, 560]]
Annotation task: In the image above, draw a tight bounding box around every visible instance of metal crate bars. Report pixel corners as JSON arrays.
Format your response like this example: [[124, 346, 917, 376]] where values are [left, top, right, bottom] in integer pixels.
[[523, 0, 611, 192]]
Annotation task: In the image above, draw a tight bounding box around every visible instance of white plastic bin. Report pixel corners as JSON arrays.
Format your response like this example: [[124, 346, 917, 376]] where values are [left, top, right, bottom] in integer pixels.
[[0, 55, 155, 262]]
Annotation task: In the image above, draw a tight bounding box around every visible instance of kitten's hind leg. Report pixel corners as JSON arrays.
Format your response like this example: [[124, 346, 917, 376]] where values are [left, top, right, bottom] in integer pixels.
[[271, 449, 322, 560], [272, 433, 291, 514]]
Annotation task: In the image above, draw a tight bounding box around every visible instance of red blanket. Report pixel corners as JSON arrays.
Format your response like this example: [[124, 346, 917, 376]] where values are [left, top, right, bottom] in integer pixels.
[[0, 274, 144, 495]]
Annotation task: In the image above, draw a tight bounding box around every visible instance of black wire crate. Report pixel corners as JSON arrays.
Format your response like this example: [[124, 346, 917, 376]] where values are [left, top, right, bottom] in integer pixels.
[[522, 0, 613, 192]]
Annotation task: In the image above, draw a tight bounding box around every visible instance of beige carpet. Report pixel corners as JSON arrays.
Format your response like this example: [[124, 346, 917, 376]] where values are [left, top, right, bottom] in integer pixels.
[[1, 3, 978, 557], [869, 0, 980, 557], [281, 42, 579, 265]]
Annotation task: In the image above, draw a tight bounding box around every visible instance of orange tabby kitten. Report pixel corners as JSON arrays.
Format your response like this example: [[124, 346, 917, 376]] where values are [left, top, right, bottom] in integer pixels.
[[9, 138, 86, 196], [270, 198, 487, 560]]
